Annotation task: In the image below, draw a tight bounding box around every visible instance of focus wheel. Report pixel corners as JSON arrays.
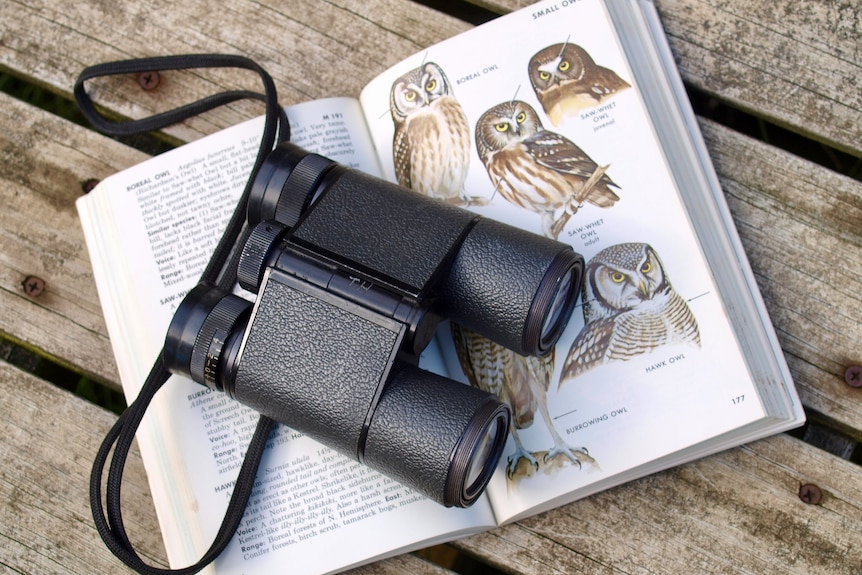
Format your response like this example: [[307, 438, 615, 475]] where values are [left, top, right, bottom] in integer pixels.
[[189, 293, 251, 390], [237, 220, 288, 293], [274, 152, 333, 226]]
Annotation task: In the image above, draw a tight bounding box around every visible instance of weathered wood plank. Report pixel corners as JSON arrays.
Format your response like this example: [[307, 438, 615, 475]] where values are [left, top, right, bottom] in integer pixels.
[[350, 554, 456, 575], [0, 359, 167, 573], [0, 91, 146, 386], [473, 0, 862, 159], [655, 0, 862, 157], [453, 433, 862, 574], [0, 359, 455, 575], [0, 0, 471, 145]]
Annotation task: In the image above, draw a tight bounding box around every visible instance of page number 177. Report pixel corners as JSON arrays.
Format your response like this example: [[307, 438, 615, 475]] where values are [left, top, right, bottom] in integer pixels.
[[732, 395, 745, 405]]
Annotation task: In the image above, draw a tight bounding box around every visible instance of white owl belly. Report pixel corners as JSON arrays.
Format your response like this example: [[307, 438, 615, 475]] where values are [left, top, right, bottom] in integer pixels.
[[547, 94, 608, 127], [608, 292, 701, 359], [490, 159, 570, 212], [411, 144, 468, 196], [405, 104, 470, 198]]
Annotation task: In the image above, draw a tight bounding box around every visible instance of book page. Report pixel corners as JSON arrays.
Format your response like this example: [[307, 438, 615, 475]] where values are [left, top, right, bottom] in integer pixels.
[[78, 96, 495, 575], [357, 0, 776, 522]]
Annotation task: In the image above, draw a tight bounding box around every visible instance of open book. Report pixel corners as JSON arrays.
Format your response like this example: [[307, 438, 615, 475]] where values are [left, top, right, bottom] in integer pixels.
[[77, 0, 805, 573]]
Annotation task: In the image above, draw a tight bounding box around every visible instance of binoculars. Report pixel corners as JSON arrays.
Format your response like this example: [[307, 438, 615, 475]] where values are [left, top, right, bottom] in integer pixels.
[[164, 142, 583, 507]]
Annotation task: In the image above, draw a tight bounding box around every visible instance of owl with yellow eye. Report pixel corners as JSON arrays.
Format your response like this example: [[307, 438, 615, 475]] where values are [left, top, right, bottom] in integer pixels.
[[475, 99, 619, 239], [560, 242, 701, 385], [390, 61, 482, 205], [528, 41, 631, 127]]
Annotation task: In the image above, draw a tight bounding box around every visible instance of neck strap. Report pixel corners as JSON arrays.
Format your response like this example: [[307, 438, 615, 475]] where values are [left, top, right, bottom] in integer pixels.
[[76, 54, 288, 574]]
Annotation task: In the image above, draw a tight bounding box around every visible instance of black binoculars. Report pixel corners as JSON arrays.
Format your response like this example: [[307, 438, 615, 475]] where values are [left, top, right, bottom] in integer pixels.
[[164, 142, 583, 507]]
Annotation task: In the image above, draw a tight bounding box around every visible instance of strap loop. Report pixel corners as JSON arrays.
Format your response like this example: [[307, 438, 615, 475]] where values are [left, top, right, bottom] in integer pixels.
[[77, 54, 289, 574]]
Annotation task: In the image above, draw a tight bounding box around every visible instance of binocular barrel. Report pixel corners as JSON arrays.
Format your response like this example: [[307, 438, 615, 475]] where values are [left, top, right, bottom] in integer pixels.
[[247, 142, 582, 357]]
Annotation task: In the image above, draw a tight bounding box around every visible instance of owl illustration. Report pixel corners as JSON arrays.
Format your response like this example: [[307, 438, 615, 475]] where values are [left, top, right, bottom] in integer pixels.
[[528, 42, 631, 126], [475, 100, 620, 239], [560, 243, 701, 385], [389, 62, 481, 205], [452, 324, 595, 480]]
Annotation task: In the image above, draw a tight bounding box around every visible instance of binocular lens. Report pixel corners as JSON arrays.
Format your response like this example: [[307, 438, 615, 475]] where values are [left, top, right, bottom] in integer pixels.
[[540, 266, 577, 349], [463, 412, 505, 497]]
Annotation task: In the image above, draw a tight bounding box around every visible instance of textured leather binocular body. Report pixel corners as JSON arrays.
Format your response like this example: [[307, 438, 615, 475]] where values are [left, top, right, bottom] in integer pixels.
[[165, 142, 583, 507]]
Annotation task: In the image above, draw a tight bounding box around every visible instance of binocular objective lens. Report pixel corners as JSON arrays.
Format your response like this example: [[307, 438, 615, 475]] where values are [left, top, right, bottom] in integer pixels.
[[462, 412, 508, 500], [540, 267, 577, 348], [465, 417, 499, 491]]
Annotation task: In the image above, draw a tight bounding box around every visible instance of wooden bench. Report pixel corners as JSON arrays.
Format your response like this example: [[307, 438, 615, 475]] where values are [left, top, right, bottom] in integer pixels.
[[1, 0, 860, 573]]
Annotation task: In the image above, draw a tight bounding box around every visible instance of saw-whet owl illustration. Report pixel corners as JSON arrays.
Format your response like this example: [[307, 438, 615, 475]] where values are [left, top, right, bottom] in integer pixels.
[[451, 323, 596, 482], [528, 41, 631, 126], [560, 242, 701, 385], [475, 100, 620, 239], [389, 61, 482, 206]]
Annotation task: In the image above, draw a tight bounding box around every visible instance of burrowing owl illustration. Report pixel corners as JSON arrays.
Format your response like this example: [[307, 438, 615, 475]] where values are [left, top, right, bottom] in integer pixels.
[[475, 100, 619, 238], [451, 324, 594, 480], [390, 61, 480, 205], [560, 242, 701, 385], [528, 42, 630, 126]]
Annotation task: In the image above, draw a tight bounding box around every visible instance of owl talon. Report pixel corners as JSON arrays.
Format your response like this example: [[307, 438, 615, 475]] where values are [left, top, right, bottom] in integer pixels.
[[506, 449, 539, 479], [543, 446, 584, 469]]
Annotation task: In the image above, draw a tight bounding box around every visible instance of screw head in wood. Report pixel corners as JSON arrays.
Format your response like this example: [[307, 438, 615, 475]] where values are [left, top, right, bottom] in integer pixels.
[[82, 178, 100, 194], [798, 483, 822, 505], [845, 365, 862, 388], [22, 275, 46, 298], [137, 71, 160, 91]]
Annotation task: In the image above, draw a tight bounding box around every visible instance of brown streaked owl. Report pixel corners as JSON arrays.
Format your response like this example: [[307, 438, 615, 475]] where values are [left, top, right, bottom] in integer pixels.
[[528, 42, 631, 126], [559, 242, 701, 386], [451, 323, 594, 480], [390, 62, 481, 206], [475, 100, 620, 239]]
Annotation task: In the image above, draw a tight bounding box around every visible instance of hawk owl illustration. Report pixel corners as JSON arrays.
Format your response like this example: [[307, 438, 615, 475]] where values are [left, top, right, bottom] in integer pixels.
[[389, 61, 483, 205], [528, 41, 631, 126], [475, 99, 620, 239], [451, 323, 595, 480], [560, 242, 701, 386]]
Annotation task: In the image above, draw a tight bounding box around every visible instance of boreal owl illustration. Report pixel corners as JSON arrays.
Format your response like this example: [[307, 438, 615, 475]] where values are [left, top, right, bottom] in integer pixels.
[[452, 323, 595, 480], [390, 61, 481, 205], [475, 100, 619, 239], [528, 41, 631, 126], [560, 243, 701, 385]]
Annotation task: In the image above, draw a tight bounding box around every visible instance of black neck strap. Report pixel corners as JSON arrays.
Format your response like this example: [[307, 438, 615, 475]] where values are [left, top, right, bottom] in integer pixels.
[[76, 54, 289, 574]]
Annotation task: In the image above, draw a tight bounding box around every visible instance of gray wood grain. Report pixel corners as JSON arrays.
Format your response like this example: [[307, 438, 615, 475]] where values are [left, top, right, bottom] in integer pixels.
[[0, 92, 146, 385], [0, 359, 167, 573], [0, 0, 470, 145]]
